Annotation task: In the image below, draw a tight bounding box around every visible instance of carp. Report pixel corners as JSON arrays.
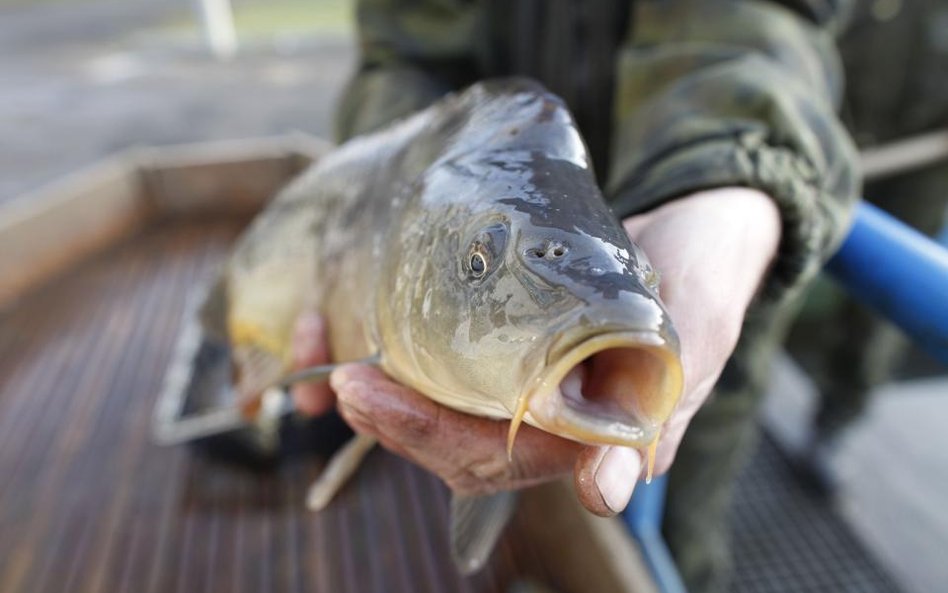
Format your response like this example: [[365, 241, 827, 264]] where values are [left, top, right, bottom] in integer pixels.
[[202, 78, 683, 572]]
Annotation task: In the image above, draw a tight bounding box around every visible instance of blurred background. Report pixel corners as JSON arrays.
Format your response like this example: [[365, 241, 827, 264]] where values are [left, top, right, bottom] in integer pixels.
[[0, 0, 352, 204], [0, 1, 946, 593]]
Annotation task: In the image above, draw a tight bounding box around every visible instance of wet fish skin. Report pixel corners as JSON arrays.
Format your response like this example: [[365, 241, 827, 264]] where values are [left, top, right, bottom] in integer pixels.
[[211, 76, 682, 452], [368, 81, 682, 447]]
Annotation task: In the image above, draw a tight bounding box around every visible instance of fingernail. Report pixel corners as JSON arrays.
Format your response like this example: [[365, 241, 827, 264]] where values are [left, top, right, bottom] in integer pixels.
[[336, 390, 374, 433], [595, 447, 641, 513], [329, 367, 352, 391], [337, 391, 365, 417]]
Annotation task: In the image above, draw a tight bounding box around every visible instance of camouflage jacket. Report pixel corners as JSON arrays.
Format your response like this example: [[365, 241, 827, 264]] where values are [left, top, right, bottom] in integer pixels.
[[335, 0, 860, 304], [839, 0, 948, 146]]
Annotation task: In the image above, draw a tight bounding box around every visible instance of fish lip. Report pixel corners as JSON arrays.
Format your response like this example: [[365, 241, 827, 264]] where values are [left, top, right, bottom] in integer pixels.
[[524, 330, 683, 447]]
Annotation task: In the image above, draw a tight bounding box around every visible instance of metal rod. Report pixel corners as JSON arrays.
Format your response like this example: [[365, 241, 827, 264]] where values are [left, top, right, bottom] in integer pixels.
[[274, 363, 340, 390], [826, 202, 948, 365], [622, 476, 689, 593], [860, 129, 948, 181], [274, 353, 381, 389]]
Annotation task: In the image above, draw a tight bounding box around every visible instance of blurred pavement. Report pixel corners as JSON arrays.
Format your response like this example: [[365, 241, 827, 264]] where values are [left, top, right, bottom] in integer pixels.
[[0, 0, 354, 204]]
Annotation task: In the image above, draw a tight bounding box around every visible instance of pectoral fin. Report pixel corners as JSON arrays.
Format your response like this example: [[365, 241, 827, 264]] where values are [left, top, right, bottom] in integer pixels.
[[232, 344, 285, 407], [450, 491, 518, 575], [306, 434, 377, 510]]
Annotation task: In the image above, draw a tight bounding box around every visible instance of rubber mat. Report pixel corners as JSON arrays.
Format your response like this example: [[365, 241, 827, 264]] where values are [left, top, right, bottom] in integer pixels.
[[730, 434, 904, 593]]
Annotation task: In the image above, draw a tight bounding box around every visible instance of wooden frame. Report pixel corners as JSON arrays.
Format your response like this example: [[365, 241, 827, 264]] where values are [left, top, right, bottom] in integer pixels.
[[0, 135, 327, 309]]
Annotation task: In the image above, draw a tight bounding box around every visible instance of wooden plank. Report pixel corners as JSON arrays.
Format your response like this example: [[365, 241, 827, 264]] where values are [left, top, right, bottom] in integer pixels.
[[0, 154, 148, 309], [0, 135, 330, 309], [137, 135, 331, 218]]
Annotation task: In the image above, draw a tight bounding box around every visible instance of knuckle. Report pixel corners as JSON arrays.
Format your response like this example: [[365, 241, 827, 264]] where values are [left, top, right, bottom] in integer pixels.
[[444, 453, 515, 494], [467, 454, 514, 483], [444, 475, 478, 495]]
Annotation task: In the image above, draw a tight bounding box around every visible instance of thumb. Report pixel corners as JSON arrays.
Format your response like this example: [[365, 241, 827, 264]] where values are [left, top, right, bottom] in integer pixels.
[[574, 445, 642, 516]]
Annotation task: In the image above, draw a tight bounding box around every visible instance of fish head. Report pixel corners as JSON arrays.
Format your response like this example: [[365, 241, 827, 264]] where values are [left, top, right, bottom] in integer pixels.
[[376, 87, 683, 449]]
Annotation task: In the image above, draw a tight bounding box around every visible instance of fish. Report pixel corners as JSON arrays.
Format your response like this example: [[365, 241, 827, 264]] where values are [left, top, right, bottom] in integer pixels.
[[200, 78, 684, 573]]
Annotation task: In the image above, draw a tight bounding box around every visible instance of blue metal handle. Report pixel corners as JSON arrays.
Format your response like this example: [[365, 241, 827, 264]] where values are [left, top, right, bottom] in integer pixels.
[[826, 202, 948, 365], [623, 476, 688, 593]]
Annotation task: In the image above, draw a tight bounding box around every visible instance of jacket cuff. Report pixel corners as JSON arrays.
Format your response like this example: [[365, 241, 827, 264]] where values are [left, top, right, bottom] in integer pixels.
[[610, 130, 858, 303]]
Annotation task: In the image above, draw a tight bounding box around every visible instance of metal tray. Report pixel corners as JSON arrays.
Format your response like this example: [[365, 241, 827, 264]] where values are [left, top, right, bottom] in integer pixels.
[[153, 290, 353, 467]]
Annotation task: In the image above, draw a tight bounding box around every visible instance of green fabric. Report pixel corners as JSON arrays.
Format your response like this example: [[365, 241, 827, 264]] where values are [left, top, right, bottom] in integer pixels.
[[334, 0, 482, 139], [840, 0, 948, 144], [606, 1, 859, 303]]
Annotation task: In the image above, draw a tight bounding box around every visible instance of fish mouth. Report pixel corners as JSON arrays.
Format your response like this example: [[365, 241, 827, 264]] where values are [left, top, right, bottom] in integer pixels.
[[524, 331, 683, 447]]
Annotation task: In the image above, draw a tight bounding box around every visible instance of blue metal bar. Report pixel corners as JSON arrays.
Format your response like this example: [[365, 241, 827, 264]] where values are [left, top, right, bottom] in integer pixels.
[[623, 476, 689, 593], [826, 202, 948, 365]]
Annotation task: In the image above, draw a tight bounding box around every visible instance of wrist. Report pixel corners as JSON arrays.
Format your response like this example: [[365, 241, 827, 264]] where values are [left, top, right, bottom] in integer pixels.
[[624, 187, 780, 308], [620, 187, 781, 443]]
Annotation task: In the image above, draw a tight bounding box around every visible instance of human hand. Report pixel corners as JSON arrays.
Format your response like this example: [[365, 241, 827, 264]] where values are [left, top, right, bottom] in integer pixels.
[[622, 187, 780, 477], [289, 316, 585, 493], [292, 187, 780, 515]]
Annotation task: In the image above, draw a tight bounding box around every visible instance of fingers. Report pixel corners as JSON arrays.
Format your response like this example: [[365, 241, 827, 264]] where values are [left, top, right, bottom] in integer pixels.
[[574, 445, 643, 517], [290, 312, 336, 417], [618, 189, 779, 482], [330, 364, 582, 495], [329, 363, 646, 512]]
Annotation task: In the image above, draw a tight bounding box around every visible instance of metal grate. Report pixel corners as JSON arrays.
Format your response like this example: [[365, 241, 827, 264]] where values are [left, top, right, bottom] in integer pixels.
[[730, 434, 904, 593]]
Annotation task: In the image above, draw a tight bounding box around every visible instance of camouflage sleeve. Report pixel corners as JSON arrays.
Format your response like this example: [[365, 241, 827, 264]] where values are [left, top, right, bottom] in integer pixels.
[[333, 0, 481, 142], [605, 0, 860, 302]]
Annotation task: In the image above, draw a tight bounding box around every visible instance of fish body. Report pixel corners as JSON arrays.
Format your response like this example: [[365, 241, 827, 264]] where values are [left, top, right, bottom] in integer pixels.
[[203, 78, 684, 570]]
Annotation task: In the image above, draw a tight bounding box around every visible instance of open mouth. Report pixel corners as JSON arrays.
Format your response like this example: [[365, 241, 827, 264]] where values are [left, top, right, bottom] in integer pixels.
[[524, 332, 683, 447]]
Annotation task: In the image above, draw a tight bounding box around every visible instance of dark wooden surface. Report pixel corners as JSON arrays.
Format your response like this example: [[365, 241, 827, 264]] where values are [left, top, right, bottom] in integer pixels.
[[0, 219, 593, 593]]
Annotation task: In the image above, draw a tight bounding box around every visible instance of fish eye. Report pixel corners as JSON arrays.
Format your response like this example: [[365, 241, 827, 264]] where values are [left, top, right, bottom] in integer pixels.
[[469, 250, 487, 277], [463, 222, 508, 282]]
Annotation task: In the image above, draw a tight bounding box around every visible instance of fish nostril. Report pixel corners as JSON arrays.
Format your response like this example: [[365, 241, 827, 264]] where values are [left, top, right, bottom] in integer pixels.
[[526, 241, 568, 261]]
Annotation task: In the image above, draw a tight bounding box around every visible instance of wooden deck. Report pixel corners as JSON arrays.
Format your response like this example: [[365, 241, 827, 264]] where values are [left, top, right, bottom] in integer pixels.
[[0, 218, 651, 593]]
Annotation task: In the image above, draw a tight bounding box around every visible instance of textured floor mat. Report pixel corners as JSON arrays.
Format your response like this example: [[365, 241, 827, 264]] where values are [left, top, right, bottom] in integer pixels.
[[730, 435, 903, 593], [0, 219, 651, 593]]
